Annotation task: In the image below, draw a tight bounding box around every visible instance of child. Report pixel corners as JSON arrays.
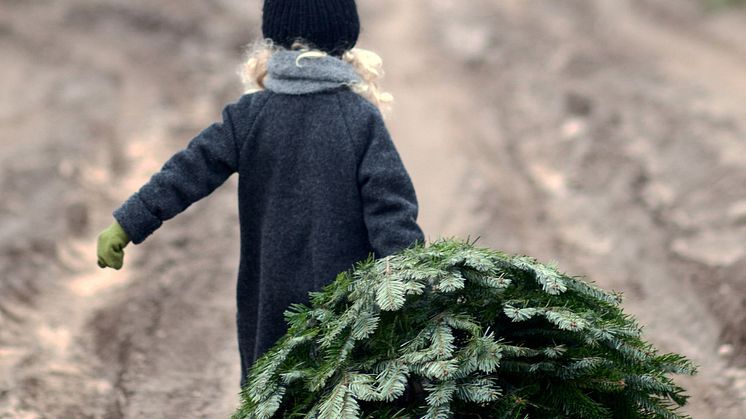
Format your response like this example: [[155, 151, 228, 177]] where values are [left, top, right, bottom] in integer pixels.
[[96, 0, 425, 387]]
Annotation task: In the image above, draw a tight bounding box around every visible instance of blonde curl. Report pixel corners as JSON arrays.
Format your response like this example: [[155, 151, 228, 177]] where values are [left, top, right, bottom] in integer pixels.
[[240, 40, 393, 112]]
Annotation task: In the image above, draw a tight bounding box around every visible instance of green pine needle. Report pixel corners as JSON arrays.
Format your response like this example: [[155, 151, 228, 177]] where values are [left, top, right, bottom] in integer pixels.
[[233, 238, 695, 419]]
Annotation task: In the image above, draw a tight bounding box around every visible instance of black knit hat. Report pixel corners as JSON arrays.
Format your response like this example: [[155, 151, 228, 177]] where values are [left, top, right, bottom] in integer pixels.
[[262, 0, 360, 56]]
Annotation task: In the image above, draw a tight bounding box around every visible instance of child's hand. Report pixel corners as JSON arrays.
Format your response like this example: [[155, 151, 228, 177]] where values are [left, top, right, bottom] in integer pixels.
[[97, 221, 131, 270]]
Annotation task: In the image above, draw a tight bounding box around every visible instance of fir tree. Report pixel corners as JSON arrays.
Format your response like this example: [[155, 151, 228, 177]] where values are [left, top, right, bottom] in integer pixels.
[[233, 238, 696, 419]]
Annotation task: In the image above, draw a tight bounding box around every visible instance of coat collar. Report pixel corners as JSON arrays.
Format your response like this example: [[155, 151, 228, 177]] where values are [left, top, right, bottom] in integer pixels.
[[264, 50, 361, 95]]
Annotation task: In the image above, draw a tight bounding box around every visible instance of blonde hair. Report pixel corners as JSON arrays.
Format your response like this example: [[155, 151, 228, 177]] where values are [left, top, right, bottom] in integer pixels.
[[240, 40, 393, 112]]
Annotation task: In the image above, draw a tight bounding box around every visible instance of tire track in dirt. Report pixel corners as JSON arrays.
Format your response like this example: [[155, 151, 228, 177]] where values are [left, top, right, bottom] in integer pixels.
[[1, 1, 257, 416]]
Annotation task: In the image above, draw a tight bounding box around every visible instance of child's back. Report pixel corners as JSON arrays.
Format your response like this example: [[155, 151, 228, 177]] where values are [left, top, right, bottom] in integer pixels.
[[98, 0, 424, 387], [228, 86, 423, 383]]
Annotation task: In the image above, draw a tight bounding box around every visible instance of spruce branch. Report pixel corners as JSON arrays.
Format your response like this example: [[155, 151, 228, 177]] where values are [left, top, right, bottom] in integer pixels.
[[234, 238, 695, 419]]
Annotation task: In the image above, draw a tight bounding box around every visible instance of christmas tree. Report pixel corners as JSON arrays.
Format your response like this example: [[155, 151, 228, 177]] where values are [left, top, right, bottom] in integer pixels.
[[233, 238, 695, 418]]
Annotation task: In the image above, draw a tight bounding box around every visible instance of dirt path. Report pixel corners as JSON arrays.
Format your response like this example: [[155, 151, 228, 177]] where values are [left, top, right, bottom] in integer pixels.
[[1, 0, 745, 418], [413, 1, 746, 417], [360, 0, 486, 241], [609, 4, 746, 414], [1, 1, 257, 416]]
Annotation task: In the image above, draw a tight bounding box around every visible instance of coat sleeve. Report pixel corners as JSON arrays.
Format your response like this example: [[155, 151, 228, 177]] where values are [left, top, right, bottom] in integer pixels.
[[357, 111, 425, 258], [113, 94, 253, 244]]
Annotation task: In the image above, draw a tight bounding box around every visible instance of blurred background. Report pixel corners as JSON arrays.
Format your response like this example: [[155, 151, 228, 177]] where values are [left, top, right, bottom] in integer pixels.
[[1, 0, 745, 417]]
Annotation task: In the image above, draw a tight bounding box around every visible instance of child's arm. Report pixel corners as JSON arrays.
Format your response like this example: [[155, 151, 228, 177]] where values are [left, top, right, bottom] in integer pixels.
[[358, 113, 425, 258], [97, 94, 254, 269]]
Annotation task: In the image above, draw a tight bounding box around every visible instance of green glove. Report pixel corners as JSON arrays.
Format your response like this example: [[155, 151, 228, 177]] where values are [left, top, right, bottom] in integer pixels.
[[97, 221, 131, 270]]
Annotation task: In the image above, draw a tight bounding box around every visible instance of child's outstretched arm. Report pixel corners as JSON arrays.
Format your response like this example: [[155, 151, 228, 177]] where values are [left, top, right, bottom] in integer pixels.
[[358, 111, 425, 258], [97, 94, 254, 269]]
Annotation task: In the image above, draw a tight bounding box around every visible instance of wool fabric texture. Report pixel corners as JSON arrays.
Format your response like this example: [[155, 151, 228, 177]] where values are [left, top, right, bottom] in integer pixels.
[[112, 62, 424, 387], [264, 50, 361, 95], [262, 0, 360, 56]]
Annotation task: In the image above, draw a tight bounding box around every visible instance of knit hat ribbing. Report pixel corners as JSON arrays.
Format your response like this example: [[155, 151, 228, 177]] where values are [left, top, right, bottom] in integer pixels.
[[262, 0, 360, 56]]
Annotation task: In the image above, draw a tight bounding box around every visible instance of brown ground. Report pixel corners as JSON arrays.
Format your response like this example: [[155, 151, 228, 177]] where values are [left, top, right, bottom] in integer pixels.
[[1, 0, 744, 417]]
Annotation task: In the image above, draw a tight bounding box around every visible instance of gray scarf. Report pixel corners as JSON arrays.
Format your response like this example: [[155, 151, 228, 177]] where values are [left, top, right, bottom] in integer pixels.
[[264, 50, 361, 95]]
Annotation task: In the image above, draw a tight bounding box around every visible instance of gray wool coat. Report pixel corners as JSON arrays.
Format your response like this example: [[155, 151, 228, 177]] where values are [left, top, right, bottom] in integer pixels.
[[112, 51, 425, 387]]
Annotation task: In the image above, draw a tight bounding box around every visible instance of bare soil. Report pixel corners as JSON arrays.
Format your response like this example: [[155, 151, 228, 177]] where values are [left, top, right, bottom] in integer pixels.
[[1, 0, 744, 417]]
